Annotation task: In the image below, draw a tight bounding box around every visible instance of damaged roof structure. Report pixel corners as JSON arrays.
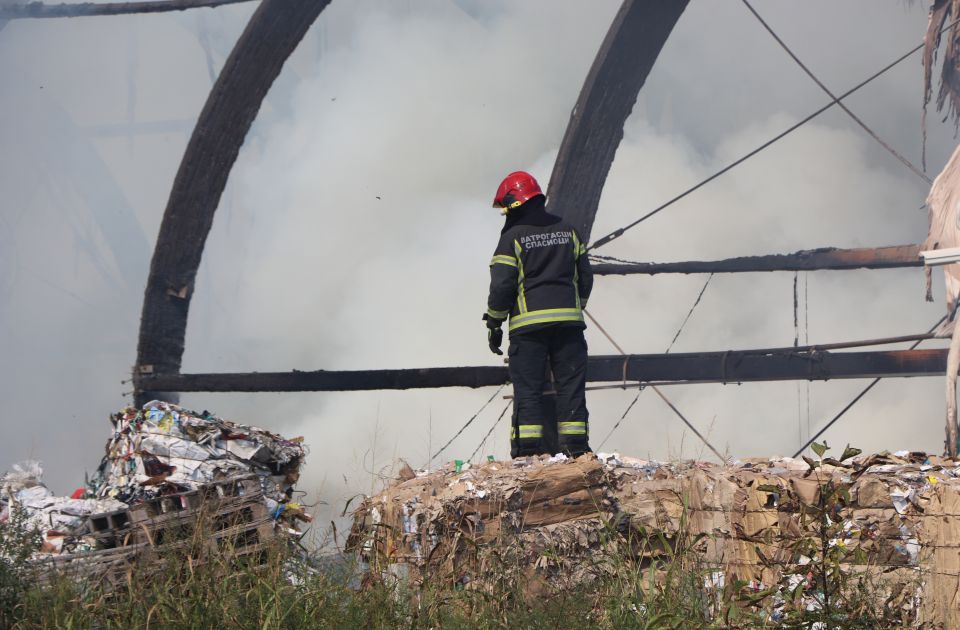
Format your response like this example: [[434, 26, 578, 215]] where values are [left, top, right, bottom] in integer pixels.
[[8, 0, 952, 462], [115, 0, 960, 467], [5, 0, 958, 453]]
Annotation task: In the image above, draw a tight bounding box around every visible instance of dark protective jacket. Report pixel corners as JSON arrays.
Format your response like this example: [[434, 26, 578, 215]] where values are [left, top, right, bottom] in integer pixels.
[[486, 197, 593, 334]]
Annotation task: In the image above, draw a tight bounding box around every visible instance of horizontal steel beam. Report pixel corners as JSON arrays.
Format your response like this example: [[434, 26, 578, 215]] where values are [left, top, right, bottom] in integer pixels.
[[592, 244, 922, 275], [0, 0, 255, 19], [137, 366, 510, 392], [135, 347, 952, 393]]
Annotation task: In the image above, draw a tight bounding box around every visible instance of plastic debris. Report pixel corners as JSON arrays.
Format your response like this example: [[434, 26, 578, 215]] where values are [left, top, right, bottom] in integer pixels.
[[1, 401, 310, 563], [91, 400, 306, 507]]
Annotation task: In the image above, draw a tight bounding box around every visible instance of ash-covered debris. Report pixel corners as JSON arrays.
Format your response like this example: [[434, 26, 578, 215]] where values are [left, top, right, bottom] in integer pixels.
[[0, 401, 311, 567], [348, 450, 960, 625]]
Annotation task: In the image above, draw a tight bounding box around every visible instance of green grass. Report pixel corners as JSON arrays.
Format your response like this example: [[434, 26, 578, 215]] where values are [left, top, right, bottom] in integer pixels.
[[0, 521, 747, 630], [1, 530, 922, 629]]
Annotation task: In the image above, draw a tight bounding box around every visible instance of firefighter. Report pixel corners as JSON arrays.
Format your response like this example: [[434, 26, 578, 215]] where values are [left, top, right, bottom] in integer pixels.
[[484, 171, 593, 458]]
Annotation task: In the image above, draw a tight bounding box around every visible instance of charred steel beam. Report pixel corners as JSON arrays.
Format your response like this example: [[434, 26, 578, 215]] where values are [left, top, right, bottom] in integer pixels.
[[0, 0, 255, 19], [139, 366, 511, 393], [135, 0, 331, 407], [547, 0, 689, 243], [593, 244, 923, 276], [136, 348, 953, 393]]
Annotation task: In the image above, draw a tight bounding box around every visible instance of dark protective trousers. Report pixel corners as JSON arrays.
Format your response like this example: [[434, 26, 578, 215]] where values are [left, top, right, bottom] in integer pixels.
[[508, 326, 590, 458]]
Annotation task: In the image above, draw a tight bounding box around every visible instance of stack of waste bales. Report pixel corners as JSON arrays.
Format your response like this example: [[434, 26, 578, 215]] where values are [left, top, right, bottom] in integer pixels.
[[349, 450, 960, 626]]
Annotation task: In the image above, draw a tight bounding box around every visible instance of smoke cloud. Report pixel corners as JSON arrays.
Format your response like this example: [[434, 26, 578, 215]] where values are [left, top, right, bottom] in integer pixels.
[[0, 0, 956, 526]]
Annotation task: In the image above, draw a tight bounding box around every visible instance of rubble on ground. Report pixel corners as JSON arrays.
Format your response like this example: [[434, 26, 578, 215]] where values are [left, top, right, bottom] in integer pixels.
[[0, 401, 311, 576], [348, 450, 960, 626]]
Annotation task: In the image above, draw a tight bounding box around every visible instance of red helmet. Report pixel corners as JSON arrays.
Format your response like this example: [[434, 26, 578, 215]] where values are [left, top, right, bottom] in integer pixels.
[[492, 171, 544, 210]]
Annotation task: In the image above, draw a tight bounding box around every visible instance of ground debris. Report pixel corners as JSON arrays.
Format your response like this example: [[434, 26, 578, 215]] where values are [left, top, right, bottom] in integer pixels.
[[1, 401, 311, 586]]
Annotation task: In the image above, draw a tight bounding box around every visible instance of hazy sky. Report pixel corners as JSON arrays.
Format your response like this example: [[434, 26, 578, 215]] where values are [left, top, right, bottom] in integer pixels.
[[1, 0, 957, 525]]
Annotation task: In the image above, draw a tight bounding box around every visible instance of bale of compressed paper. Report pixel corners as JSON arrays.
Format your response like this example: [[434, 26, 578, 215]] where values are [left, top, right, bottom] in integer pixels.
[[348, 451, 960, 626], [91, 400, 307, 511]]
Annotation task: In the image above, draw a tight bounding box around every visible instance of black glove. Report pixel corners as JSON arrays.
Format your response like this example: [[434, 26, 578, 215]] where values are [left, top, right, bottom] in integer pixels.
[[488, 327, 503, 355], [482, 313, 504, 355]]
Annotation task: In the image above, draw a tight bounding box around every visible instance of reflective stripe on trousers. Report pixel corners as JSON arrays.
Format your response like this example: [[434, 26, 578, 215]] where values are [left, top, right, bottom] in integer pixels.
[[558, 421, 587, 436], [512, 424, 543, 440], [508, 326, 590, 457]]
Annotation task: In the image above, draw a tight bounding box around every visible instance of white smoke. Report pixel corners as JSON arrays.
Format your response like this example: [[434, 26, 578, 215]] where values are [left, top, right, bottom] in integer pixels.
[[0, 0, 956, 528]]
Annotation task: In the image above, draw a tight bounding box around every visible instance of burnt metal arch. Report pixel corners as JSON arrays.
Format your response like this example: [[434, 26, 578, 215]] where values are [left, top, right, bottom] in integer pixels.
[[546, 0, 689, 244], [135, 0, 332, 404], [133, 0, 689, 405]]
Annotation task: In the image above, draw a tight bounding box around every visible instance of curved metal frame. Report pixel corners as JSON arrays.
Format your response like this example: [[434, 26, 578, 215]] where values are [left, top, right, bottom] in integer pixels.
[[546, 0, 689, 243], [135, 0, 332, 404], [133, 0, 689, 404], [0, 0, 255, 20]]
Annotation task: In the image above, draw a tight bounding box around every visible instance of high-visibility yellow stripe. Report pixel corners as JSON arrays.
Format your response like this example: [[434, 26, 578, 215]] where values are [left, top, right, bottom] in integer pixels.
[[508, 308, 583, 331], [570, 231, 583, 309], [486, 307, 509, 320], [490, 255, 518, 268], [513, 240, 527, 313], [574, 231, 587, 257], [558, 421, 588, 436], [516, 424, 543, 439]]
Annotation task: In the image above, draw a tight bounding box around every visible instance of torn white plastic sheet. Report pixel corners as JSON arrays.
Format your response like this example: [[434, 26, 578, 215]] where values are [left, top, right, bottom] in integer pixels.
[[139, 435, 215, 462]]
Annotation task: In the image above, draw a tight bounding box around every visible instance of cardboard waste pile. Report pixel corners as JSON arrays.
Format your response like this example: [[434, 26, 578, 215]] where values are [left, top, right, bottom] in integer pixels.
[[0, 401, 310, 583], [349, 451, 960, 626]]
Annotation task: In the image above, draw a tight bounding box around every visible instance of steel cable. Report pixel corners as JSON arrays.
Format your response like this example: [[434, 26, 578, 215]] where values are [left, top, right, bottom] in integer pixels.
[[430, 383, 507, 463], [585, 308, 725, 461], [792, 315, 947, 458], [741, 0, 931, 184], [469, 401, 512, 462], [589, 18, 960, 253]]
